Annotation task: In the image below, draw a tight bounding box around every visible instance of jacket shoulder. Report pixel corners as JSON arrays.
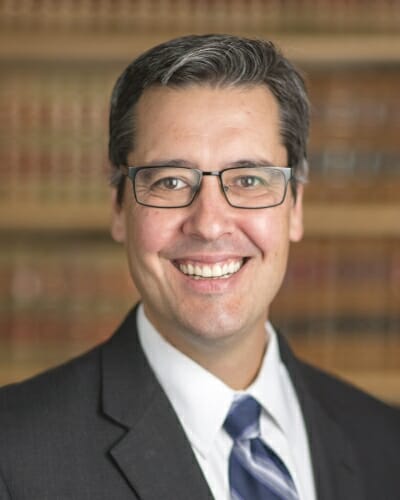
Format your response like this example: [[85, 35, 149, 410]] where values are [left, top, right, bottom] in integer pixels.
[[299, 359, 400, 458], [0, 343, 102, 424], [301, 360, 399, 419], [279, 333, 399, 427]]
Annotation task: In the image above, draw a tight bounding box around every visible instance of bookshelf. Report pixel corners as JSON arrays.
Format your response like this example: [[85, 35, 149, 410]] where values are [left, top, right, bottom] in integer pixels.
[[1, 0, 399, 35], [0, 0, 399, 404]]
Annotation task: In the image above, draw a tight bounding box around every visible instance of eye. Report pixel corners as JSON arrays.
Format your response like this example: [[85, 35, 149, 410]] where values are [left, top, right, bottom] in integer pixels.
[[234, 175, 265, 188], [152, 176, 188, 190]]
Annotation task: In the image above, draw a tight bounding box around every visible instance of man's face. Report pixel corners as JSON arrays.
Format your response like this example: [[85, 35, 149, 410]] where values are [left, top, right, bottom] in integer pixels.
[[112, 85, 303, 352]]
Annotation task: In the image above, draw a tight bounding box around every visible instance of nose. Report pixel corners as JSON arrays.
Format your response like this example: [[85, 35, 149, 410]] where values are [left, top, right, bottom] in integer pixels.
[[181, 175, 236, 241]]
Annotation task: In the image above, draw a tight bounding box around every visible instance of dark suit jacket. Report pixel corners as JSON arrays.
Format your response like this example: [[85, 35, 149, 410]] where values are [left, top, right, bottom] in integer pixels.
[[0, 306, 399, 499]]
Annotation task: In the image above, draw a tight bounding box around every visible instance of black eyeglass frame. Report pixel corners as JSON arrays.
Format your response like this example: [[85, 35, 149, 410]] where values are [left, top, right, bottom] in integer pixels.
[[120, 165, 293, 209]]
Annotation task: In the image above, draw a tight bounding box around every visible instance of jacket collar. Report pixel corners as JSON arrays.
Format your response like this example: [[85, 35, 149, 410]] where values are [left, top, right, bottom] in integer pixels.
[[100, 306, 214, 500], [278, 334, 366, 500]]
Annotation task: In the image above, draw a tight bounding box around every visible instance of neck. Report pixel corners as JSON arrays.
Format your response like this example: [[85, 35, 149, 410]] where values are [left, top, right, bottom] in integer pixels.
[[162, 324, 269, 390]]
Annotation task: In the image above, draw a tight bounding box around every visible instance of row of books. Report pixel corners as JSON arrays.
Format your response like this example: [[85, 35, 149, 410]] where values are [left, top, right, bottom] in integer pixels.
[[309, 68, 400, 153], [0, 65, 111, 204], [0, 239, 134, 343], [1, 235, 398, 342], [1, 0, 399, 33], [273, 237, 400, 326]]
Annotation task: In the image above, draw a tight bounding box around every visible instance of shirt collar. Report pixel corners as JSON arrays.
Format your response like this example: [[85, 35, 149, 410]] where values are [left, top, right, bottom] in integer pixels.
[[137, 304, 291, 456], [247, 323, 293, 438]]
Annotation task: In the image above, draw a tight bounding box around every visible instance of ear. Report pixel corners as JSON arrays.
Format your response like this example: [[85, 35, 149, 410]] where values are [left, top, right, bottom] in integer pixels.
[[110, 187, 126, 243], [289, 184, 304, 242]]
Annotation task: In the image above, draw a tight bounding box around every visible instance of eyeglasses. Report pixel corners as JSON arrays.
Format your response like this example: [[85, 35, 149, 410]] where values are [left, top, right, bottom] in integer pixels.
[[121, 165, 292, 209]]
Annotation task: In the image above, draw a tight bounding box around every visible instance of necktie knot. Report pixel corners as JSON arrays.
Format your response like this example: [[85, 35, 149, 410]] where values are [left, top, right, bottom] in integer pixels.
[[224, 395, 261, 441]]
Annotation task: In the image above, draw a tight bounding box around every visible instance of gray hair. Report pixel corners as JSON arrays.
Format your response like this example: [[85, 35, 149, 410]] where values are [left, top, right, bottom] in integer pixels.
[[109, 34, 309, 203]]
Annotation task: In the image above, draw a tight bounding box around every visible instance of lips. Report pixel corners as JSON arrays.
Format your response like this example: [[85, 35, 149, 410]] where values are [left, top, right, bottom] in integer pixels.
[[177, 259, 245, 279]]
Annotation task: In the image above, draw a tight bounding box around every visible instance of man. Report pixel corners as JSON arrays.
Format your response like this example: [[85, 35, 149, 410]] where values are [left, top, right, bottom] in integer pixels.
[[0, 35, 398, 500]]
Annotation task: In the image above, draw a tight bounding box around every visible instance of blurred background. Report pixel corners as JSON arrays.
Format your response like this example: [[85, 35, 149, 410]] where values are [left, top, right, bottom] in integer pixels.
[[0, 0, 399, 404]]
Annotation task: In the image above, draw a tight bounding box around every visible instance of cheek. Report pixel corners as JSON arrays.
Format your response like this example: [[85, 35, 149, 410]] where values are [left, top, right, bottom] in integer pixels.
[[242, 210, 290, 256], [126, 207, 181, 258]]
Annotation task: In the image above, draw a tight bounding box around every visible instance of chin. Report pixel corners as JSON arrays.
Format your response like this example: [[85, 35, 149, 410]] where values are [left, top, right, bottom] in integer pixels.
[[173, 308, 250, 344]]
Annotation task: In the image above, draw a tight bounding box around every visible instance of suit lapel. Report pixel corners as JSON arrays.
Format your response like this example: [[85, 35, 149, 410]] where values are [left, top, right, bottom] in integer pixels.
[[278, 335, 365, 500], [100, 307, 214, 500]]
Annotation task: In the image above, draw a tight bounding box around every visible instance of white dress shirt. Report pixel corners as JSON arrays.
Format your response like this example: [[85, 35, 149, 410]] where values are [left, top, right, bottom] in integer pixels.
[[137, 304, 316, 500]]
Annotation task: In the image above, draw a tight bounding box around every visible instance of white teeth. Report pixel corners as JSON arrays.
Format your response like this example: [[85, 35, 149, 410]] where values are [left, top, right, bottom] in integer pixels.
[[203, 265, 212, 277], [213, 264, 223, 277], [178, 259, 244, 279]]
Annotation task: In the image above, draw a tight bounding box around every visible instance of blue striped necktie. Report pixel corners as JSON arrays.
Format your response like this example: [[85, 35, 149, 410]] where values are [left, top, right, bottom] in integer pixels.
[[224, 395, 299, 500]]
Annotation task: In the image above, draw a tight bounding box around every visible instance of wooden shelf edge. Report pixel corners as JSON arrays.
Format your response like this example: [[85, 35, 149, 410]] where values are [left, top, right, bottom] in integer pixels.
[[0, 33, 399, 65], [304, 204, 400, 237], [1, 202, 400, 236]]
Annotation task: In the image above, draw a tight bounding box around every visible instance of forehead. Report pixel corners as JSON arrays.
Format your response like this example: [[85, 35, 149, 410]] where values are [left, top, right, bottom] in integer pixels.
[[130, 84, 286, 166], [135, 83, 280, 123]]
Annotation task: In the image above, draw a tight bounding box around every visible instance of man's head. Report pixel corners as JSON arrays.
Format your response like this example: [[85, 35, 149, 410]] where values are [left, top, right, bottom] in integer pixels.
[[109, 34, 309, 204], [110, 35, 309, 366]]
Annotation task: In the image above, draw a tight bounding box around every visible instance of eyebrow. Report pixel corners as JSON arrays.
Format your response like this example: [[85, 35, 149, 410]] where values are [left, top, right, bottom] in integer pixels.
[[136, 158, 277, 169], [141, 159, 194, 168], [227, 159, 276, 168]]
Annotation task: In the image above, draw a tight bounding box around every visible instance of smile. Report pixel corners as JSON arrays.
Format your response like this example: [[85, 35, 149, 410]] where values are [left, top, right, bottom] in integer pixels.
[[177, 259, 245, 279]]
